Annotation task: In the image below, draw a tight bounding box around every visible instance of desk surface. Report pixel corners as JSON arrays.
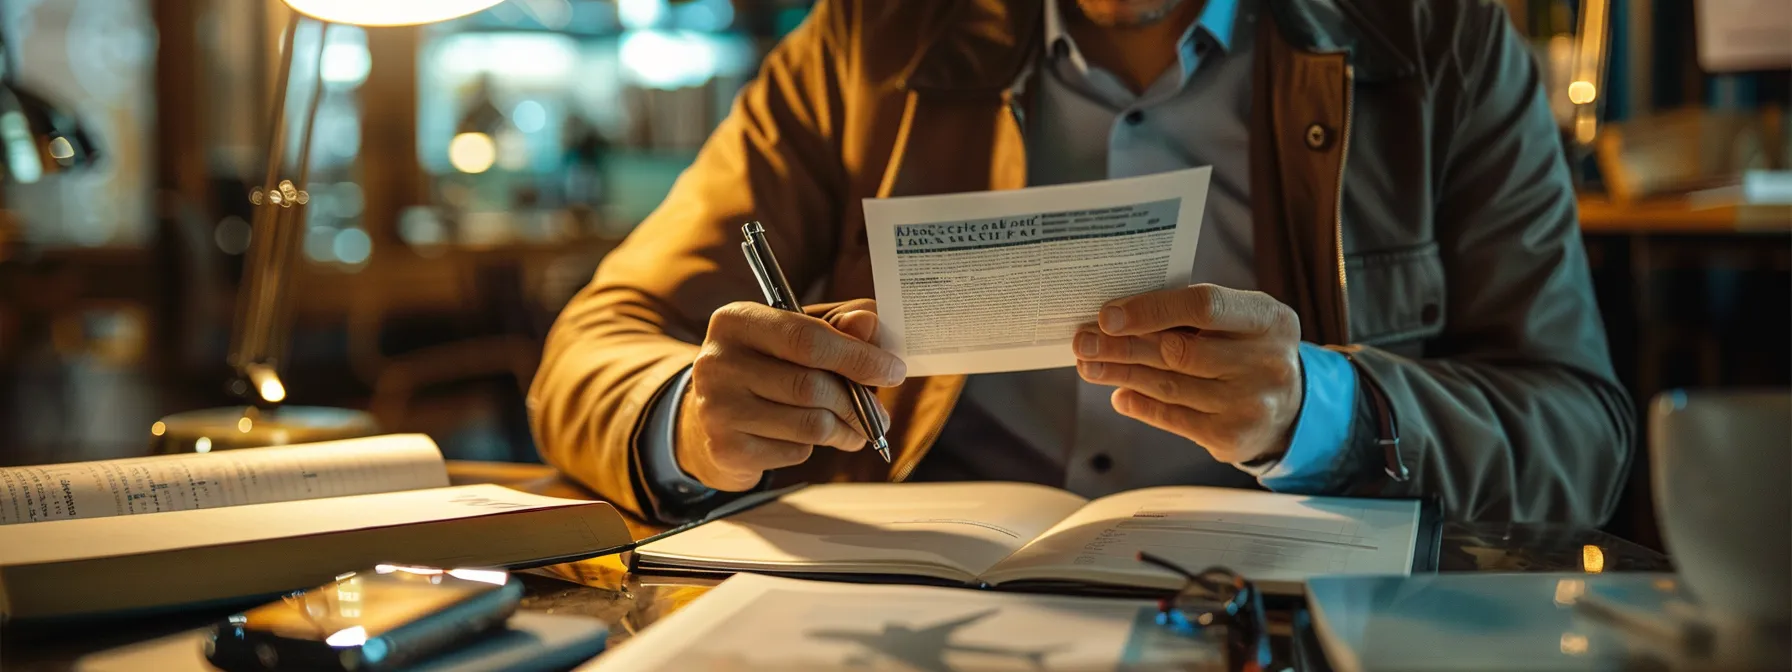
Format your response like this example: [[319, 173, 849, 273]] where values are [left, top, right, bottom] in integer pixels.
[[3, 460, 1673, 671]]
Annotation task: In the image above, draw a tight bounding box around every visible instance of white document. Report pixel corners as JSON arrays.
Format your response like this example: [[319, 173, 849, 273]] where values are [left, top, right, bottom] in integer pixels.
[[864, 167, 1211, 377], [1695, 0, 1792, 72], [581, 574, 1218, 672], [0, 435, 448, 525]]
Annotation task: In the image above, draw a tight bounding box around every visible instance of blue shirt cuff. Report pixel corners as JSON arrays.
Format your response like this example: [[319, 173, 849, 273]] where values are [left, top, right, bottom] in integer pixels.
[[638, 367, 716, 517], [1237, 343, 1358, 493]]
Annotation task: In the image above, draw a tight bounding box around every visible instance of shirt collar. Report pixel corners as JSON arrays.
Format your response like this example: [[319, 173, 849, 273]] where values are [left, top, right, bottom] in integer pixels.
[[1043, 0, 1241, 65]]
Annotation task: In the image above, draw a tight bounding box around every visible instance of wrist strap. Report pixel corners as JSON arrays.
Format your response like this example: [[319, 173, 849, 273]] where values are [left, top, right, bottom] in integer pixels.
[[1342, 352, 1408, 482]]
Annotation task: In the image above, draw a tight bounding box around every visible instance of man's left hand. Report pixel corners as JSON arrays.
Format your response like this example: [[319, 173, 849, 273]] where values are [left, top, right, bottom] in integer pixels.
[[1072, 284, 1304, 465]]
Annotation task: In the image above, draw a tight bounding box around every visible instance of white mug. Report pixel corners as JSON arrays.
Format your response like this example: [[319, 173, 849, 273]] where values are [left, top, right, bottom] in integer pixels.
[[1650, 389, 1791, 623]]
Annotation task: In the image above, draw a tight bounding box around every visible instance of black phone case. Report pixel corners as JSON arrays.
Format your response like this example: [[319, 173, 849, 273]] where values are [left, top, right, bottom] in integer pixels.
[[206, 575, 523, 672]]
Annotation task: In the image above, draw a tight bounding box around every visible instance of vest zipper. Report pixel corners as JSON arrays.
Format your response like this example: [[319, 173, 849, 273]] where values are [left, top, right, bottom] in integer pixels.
[[1331, 64, 1404, 483], [1333, 64, 1354, 341]]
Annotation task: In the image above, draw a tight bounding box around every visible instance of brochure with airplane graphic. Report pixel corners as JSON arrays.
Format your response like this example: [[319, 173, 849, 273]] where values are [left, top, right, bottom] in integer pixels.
[[633, 482, 1437, 596], [579, 573, 1220, 671]]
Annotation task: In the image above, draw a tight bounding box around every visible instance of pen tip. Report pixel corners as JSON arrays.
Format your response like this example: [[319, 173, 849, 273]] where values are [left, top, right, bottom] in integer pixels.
[[874, 437, 891, 463]]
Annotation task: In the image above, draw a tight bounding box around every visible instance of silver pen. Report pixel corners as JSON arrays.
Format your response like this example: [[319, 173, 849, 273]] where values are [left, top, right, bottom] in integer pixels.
[[740, 221, 893, 463]]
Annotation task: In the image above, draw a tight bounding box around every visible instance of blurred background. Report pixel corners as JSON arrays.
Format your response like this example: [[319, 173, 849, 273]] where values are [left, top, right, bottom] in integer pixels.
[[0, 0, 1784, 549]]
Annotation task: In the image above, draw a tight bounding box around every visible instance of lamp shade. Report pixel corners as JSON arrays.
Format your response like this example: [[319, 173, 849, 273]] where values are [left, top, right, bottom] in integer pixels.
[[0, 81, 99, 183], [282, 0, 505, 26]]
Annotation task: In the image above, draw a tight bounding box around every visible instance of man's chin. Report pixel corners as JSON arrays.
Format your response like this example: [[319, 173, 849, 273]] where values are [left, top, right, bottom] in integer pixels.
[[1073, 0, 1186, 27]]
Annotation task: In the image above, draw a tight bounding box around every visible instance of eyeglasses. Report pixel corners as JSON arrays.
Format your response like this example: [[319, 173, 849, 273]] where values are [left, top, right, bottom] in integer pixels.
[[1137, 552, 1276, 672]]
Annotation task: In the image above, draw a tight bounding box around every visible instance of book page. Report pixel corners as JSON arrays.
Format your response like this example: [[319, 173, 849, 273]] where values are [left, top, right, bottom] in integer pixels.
[[981, 487, 1420, 589], [635, 482, 1088, 581], [0, 434, 448, 525], [580, 574, 1218, 672], [864, 167, 1209, 376]]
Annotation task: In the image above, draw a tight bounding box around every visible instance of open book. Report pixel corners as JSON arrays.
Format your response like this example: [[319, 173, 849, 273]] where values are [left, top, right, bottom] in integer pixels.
[[0, 435, 631, 621], [635, 482, 1436, 595]]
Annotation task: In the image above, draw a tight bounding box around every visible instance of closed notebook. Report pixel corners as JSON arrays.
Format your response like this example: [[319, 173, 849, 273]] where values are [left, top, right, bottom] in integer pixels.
[[0, 435, 631, 621], [633, 482, 1438, 596]]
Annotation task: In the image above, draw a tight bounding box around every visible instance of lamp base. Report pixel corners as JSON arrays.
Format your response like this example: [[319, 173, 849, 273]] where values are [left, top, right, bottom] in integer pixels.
[[150, 406, 379, 454]]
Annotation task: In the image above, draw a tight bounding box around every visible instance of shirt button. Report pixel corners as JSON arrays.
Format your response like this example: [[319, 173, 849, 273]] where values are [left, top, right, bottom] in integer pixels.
[[1089, 453, 1114, 473], [1123, 110, 1145, 125]]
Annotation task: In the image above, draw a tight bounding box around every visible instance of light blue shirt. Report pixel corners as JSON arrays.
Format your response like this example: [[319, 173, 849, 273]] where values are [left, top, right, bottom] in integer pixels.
[[637, 0, 1360, 518]]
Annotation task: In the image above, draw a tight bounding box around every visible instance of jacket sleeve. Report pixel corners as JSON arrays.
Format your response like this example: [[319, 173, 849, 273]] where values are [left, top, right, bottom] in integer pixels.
[[1335, 6, 1634, 525], [527, 2, 851, 519]]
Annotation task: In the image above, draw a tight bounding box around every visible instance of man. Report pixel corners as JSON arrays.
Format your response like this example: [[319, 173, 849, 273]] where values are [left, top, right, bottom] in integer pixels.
[[529, 0, 1634, 525]]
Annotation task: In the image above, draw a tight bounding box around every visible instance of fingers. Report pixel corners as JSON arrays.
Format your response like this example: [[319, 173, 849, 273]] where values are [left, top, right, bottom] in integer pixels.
[[1099, 285, 1297, 337], [719, 351, 864, 441], [682, 378, 837, 491], [695, 435, 815, 491], [691, 348, 874, 451], [682, 300, 896, 491], [819, 298, 879, 324], [1081, 287, 1305, 465], [819, 298, 882, 344], [727, 396, 868, 452], [1111, 388, 1212, 443], [832, 310, 880, 345], [1109, 389, 1253, 464], [1076, 360, 1225, 413], [1073, 328, 1228, 377], [711, 302, 905, 386]]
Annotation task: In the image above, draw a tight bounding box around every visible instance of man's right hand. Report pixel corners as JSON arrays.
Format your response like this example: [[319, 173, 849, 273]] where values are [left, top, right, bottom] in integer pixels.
[[677, 299, 904, 491]]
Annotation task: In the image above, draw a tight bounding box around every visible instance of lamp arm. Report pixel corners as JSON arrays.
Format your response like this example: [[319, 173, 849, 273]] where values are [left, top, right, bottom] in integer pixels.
[[227, 9, 329, 406]]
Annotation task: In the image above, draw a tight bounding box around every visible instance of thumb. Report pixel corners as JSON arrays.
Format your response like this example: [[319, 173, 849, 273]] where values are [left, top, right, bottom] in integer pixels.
[[831, 310, 880, 345]]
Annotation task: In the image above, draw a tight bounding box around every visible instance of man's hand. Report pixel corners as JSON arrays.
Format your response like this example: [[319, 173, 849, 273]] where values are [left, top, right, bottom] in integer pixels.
[[1072, 284, 1304, 464], [678, 299, 902, 491]]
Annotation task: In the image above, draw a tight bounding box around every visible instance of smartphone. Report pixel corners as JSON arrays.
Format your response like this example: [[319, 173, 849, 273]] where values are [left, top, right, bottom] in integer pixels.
[[205, 564, 523, 672]]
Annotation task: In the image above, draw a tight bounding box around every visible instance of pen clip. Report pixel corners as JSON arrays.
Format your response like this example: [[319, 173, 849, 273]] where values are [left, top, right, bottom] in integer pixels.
[[741, 221, 801, 311], [741, 240, 781, 306]]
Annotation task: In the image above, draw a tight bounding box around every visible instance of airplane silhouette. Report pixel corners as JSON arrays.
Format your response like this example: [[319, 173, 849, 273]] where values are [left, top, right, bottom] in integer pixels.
[[807, 608, 1066, 672]]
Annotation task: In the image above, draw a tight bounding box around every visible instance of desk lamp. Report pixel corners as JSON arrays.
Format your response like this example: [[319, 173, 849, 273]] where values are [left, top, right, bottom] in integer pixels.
[[152, 0, 505, 454], [0, 28, 99, 183]]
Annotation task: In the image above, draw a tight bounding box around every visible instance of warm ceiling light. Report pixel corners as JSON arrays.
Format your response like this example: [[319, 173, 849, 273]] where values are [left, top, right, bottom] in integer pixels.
[[448, 132, 497, 174], [282, 0, 506, 27]]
